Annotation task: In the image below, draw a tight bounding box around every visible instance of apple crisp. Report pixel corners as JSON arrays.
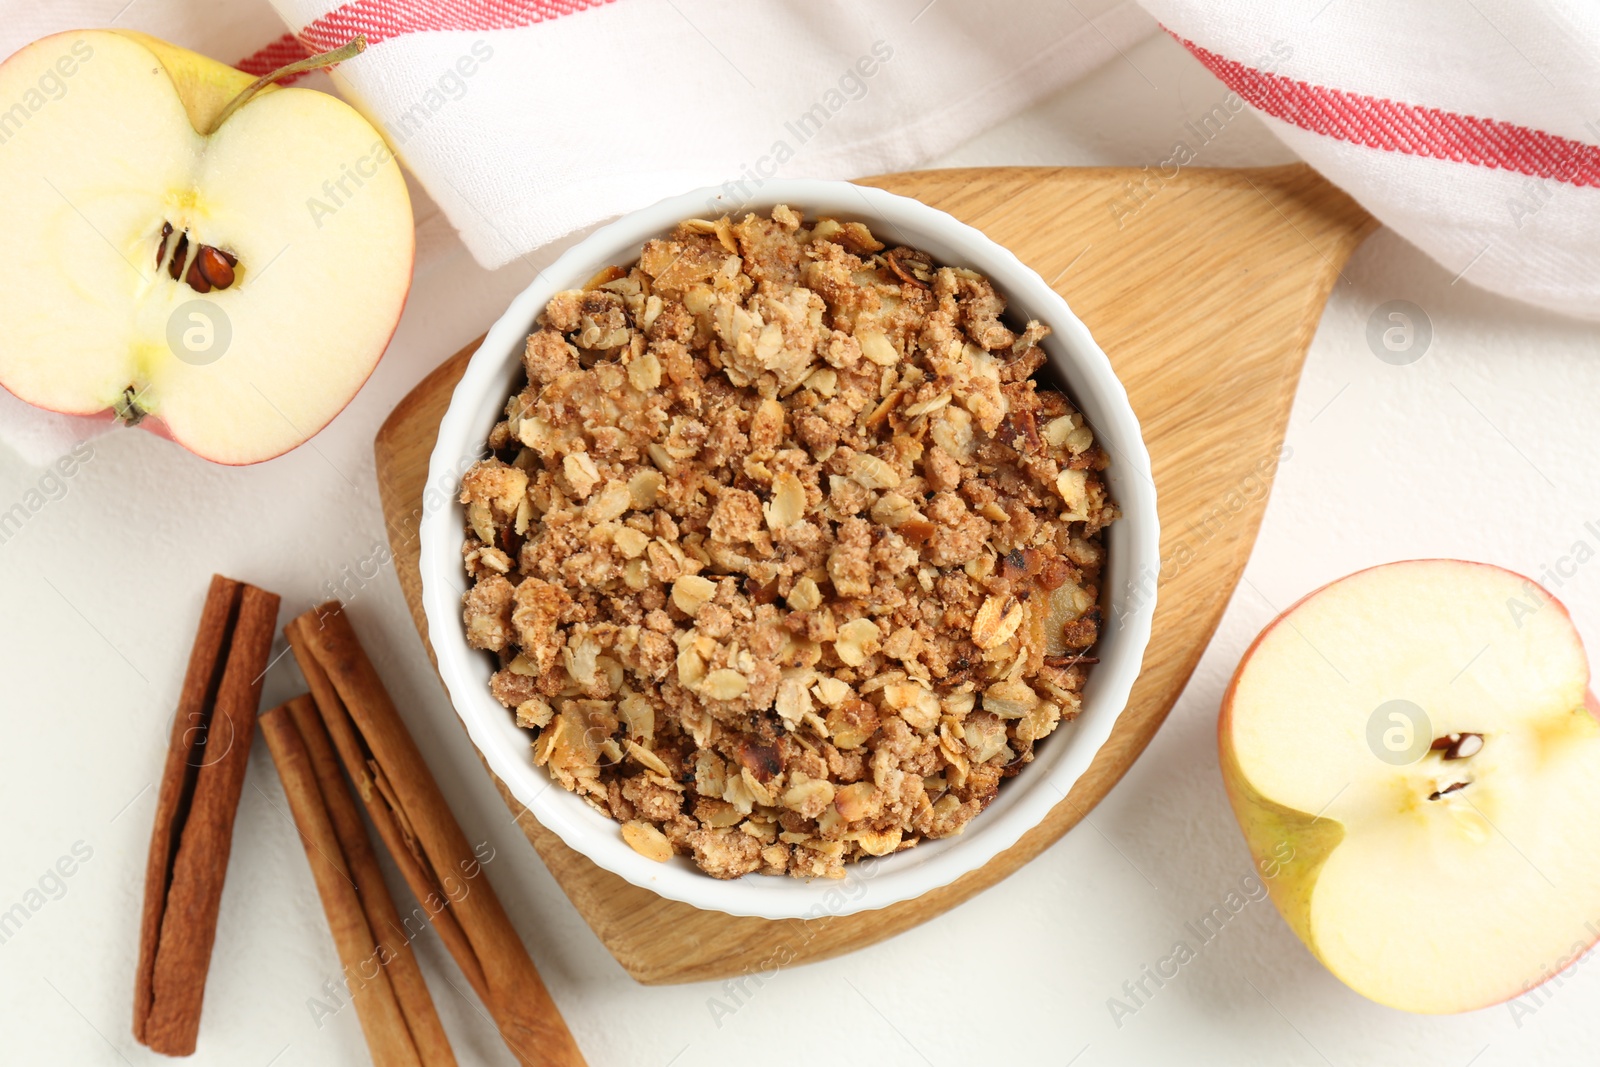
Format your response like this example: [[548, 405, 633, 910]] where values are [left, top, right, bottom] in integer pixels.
[[459, 206, 1116, 880]]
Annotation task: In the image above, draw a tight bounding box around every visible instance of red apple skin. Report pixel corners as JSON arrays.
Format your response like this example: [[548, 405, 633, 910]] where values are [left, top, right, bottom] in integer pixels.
[[1218, 559, 1600, 1013]]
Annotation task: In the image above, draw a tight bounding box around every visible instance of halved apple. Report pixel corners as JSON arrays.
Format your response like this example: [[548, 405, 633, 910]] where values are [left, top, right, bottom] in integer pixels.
[[0, 30, 413, 464], [1221, 559, 1600, 1013]]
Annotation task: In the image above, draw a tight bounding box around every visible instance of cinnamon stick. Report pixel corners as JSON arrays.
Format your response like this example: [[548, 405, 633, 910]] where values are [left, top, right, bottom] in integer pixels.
[[135, 576, 281, 1055], [279, 694, 457, 1067], [286, 603, 587, 1067], [291, 633, 487, 997], [262, 698, 446, 1067]]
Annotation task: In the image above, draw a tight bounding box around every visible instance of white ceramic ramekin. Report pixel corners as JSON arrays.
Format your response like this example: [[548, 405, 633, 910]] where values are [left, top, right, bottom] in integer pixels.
[[420, 179, 1159, 920]]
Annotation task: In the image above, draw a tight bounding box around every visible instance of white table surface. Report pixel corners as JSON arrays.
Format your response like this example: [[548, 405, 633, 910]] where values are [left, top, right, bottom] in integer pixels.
[[5, 30, 1600, 1067]]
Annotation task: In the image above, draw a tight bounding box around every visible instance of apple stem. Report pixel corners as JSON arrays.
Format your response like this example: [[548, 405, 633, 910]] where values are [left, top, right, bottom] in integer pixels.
[[205, 37, 368, 135]]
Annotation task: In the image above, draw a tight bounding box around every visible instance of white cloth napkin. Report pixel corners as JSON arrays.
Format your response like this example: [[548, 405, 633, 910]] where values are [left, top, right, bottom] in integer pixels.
[[265, 0, 1157, 267], [1141, 0, 1600, 322], [264, 0, 1598, 320]]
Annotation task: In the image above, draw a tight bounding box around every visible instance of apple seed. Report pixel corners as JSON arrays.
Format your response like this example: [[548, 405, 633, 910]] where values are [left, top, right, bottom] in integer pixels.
[[157, 225, 238, 294], [184, 254, 212, 294], [1427, 781, 1471, 801], [195, 246, 237, 290], [1430, 732, 1484, 760], [165, 230, 189, 281]]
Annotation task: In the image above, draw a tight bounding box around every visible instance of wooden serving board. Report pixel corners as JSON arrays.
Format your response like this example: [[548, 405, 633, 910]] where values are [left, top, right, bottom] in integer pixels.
[[375, 165, 1375, 984]]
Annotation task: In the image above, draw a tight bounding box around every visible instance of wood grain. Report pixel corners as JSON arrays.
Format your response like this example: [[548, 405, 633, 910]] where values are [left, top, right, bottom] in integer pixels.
[[374, 165, 1375, 984]]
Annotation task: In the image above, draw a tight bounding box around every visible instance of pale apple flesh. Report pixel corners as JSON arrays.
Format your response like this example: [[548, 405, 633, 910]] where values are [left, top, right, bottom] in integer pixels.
[[0, 31, 413, 464], [1221, 559, 1600, 1014]]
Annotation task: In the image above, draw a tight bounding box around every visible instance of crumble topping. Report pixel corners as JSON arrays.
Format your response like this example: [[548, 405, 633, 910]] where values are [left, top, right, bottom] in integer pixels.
[[460, 207, 1115, 879]]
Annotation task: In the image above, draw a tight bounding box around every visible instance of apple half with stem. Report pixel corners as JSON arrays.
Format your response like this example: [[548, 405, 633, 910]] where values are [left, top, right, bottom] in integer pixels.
[[1221, 559, 1600, 1013], [0, 30, 413, 464]]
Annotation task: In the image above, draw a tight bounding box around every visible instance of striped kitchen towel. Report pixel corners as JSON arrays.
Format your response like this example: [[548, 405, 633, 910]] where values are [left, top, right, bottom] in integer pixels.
[[1142, 0, 1600, 320]]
